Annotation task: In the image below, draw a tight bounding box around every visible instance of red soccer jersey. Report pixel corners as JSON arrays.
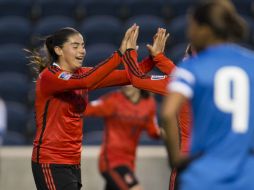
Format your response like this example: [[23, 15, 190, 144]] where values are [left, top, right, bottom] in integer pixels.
[[85, 91, 160, 172], [32, 51, 130, 164], [123, 49, 192, 153]]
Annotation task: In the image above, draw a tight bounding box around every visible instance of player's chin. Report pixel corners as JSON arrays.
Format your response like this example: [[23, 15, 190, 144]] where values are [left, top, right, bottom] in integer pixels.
[[75, 60, 83, 68]]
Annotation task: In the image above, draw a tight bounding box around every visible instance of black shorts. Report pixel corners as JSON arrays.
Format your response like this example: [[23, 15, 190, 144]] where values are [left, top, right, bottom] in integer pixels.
[[102, 165, 139, 190], [32, 161, 82, 190]]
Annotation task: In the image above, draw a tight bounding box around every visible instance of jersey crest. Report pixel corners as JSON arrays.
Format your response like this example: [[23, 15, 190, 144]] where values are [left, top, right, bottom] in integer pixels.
[[58, 72, 72, 80]]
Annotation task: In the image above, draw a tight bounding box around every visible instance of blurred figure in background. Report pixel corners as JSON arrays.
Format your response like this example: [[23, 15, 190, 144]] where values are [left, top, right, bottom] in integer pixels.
[[85, 86, 161, 190], [0, 98, 7, 145], [162, 1, 254, 190]]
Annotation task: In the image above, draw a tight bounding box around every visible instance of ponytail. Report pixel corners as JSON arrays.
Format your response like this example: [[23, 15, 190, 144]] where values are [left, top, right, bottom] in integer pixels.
[[25, 45, 51, 78]]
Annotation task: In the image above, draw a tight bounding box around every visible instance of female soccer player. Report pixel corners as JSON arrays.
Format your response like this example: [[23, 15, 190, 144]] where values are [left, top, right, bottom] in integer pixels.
[[162, 1, 254, 190], [29, 26, 138, 190], [122, 27, 193, 190], [85, 86, 160, 190]]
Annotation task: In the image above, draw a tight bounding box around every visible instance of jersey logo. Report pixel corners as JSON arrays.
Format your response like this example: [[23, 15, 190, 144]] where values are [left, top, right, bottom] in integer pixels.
[[58, 72, 72, 80], [151, 75, 166, 80]]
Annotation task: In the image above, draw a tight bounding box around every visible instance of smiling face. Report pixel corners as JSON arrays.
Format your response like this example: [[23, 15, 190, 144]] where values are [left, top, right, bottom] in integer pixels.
[[55, 33, 86, 72]]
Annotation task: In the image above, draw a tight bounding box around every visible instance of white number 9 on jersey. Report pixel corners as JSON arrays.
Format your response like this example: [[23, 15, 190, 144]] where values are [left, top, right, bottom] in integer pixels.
[[214, 67, 250, 133]]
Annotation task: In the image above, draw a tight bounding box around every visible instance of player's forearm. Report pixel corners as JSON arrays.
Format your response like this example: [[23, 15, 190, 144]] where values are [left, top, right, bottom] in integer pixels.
[[161, 114, 181, 168], [89, 70, 130, 90], [82, 51, 123, 89], [139, 56, 155, 73], [153, 53, 176, 75]]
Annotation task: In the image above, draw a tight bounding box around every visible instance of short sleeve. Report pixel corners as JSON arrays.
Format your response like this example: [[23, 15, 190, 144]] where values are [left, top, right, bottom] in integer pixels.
[[167, 61, 196, 99]]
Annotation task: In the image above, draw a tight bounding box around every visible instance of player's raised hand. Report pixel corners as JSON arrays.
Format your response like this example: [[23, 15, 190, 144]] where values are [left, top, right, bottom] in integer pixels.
[[126, 25, 139, 50], [119, 24, 137, 54], [147, 28, 170, 57]]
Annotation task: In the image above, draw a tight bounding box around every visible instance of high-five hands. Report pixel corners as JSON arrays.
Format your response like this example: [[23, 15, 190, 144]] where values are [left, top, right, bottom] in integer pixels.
[[126, 25, 139, 50], [119, 24, 138, 54], [147, 28, 170, 57], [122, 26, 169, 57]]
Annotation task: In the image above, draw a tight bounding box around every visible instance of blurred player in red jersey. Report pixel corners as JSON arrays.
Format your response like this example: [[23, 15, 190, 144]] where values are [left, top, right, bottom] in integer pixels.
[[28, 26, 142, 190], [122, 27, 194, 190], [85, 86, 160, 190]]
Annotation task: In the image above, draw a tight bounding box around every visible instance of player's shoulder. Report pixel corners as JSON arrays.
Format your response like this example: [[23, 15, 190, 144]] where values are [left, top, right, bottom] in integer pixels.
[[236, 45, 254, 61], [177, 55, 200, 70], [39, 65, 62, 79]]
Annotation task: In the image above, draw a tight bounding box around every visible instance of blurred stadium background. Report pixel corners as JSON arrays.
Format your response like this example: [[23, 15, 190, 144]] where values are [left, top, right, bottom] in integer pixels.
[[0, 0, 253, 189]]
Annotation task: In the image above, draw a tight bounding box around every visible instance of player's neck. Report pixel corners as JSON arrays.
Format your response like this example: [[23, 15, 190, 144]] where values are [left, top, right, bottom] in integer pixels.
[[124, 92, 141, 104]]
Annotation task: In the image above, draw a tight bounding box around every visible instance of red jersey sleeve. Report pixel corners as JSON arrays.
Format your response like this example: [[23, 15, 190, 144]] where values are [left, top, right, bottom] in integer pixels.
[[40, 51, 121, 96], [138, 56, 155, 73], [145, 98, 161, 139], [87, 70, 130, 90], [153, 53, 176, 75], [84, 94, 115, 117], [122, 49, 169, 96]]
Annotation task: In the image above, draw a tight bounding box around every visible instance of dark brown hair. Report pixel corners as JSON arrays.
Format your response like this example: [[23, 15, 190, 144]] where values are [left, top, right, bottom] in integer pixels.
[[140, 90, 152, 99], [190, 0, 247, 42], [27, 27, 80, 77]]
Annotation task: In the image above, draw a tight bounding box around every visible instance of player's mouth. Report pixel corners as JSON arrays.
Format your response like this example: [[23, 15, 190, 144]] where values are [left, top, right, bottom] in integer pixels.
[[75, 56, 84, 62]]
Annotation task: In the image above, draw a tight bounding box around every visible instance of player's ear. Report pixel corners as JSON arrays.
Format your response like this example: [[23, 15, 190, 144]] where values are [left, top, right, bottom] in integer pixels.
[[54, 46, 63, 56]]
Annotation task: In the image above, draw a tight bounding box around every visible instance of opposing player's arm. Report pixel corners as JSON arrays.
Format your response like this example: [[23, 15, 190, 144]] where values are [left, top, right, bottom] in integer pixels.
[[40, 51, 122, 96], [161, 92, 186, 168], [162, 65, 195, 168]]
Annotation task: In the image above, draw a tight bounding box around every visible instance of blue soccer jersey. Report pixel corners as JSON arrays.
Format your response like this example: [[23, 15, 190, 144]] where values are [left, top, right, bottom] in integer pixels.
[[168, 44, 254, 190]]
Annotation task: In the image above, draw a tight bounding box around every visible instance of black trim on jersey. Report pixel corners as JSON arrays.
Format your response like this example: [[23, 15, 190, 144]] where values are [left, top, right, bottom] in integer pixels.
[[123, 50, 150, 79], [126, 50, 144, 76], [116, 50, 123, 57], [123, 51, 143, 77], [48, 65, 61, 74], [37, 99, 50, 163]]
